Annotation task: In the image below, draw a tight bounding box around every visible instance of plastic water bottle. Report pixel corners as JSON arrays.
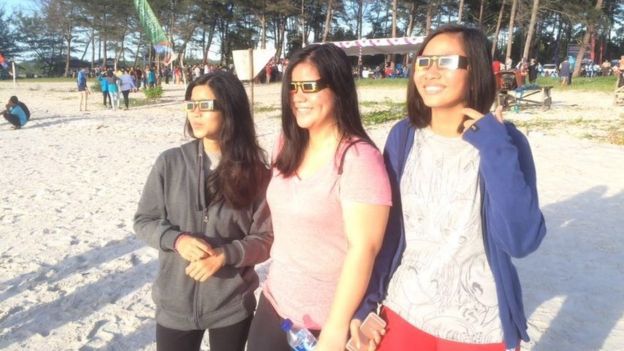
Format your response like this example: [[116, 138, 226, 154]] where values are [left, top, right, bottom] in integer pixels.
[[281, 319, 317, 351]]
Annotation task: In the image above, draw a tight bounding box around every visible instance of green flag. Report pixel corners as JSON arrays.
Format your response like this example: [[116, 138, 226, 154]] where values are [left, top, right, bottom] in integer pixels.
[[134, 0, 169, 51]]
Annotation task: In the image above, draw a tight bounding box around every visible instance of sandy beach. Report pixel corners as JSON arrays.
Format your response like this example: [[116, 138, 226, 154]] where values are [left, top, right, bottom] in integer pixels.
[[0, 80, 623, 351]]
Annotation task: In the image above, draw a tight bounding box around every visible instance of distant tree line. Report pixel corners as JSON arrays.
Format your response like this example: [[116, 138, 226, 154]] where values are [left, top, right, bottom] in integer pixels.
[[0, 0, 622, 77]]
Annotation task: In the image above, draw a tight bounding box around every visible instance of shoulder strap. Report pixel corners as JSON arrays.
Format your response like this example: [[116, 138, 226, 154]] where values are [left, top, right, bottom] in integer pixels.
[[337, 138, 370, 175]]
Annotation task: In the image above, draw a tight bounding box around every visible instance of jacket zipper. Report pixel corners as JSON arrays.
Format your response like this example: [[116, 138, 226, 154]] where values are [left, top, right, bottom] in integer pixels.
[[194, 140, 206, 329]]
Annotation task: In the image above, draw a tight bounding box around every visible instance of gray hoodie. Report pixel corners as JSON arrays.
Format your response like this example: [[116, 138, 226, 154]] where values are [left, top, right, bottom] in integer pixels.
[[134, 140, 272, 330]]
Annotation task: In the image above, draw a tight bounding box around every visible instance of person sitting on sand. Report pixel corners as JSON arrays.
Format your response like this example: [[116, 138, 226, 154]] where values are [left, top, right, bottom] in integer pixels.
[[2, 96, 29, 129]]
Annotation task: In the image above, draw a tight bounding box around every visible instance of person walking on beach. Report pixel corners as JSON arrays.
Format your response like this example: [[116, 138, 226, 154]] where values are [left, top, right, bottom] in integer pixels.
[[147, 66, 157, 88], [528, 58, 538, 84], [97, 71, 111, 108], [105, 71, 120, 111], [134, 71, 273, 351], [134, 67, 143, 89], [119, 68, 136, 110], [560, 58, 570, 86], [352, 24, 546, 351], [77, 68, 90, 111], [246, 43, 391, 351], [2, 96, 29, 129]]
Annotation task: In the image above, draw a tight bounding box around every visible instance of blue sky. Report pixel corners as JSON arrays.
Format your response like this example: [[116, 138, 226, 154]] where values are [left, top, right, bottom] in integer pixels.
[[2, 0, 37, 15]]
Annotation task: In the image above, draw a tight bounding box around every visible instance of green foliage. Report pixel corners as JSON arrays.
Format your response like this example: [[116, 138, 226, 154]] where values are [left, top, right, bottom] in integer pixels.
[[606, 129, 624, 145], [361, 99, 406, 125], [5, 0, 624, 78], [253, 103, 278, 113], [91, 81, 101, 92], [535, 76, 618, 93], [510, 116, 624, 146], [356, 78, 409, 88], [0, 8, 20, 58], [143, 86, 163, 100]]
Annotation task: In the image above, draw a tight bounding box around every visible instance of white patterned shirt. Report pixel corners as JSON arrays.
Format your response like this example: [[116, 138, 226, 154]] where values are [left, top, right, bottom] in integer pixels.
[[384, 127, 503, 343]]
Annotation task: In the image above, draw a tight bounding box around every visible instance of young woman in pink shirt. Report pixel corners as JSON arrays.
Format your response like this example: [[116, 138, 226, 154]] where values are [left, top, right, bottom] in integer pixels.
[[246, 44, 392, 351]]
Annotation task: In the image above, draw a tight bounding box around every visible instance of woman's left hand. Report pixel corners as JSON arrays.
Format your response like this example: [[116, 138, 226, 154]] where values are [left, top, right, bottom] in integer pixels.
[[185, 247, 226, 282], [461, 106, 504, 133]]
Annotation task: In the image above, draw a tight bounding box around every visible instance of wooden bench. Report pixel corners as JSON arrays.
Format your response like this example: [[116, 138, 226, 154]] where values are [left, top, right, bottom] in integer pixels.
[[497, 85, 553, 111]]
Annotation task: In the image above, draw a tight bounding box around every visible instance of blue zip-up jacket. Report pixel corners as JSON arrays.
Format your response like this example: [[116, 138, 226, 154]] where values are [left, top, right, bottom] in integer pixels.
[[98, 75, 109, 92], [9, 105, 28, 127], [355, 114, 546, 349]]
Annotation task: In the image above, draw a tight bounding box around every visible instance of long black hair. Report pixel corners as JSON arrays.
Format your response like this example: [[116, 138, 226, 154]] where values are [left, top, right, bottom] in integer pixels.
[[275, 43, 374, 177], [185, 71, 269, 209], [407, 24, 496, 128]]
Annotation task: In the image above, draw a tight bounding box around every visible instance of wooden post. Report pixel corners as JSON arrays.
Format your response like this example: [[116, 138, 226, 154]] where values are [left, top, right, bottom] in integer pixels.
[[12, 62, 16, 89], [249, 48, 254, 118]]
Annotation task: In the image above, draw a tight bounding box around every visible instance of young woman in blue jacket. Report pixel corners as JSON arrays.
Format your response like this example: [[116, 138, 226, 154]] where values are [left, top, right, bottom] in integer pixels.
[[352, 24, 546, 351]]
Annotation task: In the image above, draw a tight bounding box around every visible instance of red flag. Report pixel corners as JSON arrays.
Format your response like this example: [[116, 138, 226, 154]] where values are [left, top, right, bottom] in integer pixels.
[[0, 53, 7, 69]]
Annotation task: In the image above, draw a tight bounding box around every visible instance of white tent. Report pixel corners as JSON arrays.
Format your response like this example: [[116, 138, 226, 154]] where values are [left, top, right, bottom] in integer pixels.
[[327, 36, 425, 56]]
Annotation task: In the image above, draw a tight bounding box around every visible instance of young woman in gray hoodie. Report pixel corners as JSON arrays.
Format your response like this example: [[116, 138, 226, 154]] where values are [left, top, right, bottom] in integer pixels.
[[134, 71, 273, 351]]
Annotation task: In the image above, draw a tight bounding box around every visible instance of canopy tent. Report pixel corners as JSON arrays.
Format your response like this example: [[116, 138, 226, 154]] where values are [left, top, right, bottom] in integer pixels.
[[327, 36, 425, 56]]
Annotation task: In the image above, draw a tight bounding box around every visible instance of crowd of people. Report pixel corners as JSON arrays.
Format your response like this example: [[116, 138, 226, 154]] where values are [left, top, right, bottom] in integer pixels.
[[133, 24, 546, 351]]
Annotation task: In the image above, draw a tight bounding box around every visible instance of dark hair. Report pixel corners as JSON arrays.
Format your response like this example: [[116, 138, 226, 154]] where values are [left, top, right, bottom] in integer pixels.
[[275, 43, 373, 177], [184, 71, 269, 209], [407, 24, 496, 129], [9, 96, 18, 104]]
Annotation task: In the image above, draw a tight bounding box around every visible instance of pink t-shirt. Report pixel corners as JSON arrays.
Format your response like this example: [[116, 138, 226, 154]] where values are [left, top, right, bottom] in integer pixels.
[[264, 138, 392, 330]]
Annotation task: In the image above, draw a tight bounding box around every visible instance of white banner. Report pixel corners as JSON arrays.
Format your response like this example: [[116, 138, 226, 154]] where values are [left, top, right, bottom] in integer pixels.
[[232, 49, 275, 80]]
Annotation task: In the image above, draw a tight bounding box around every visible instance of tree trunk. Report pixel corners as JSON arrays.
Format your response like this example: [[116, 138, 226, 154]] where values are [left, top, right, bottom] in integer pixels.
[[275, 16, 286, 59], [97, 32, 101, 66], [81, 31, 91, 62], [205, 24, 215, 63], [133, 31, 143, 68], [458, 0, 464, 23], [115, 34, 125, 69], [479, 0, 485, 25], [391, 0, 397, 37], [505, 0, 518, 64], [356, 0, 363, 39], [522, 0, 539, 61], [261, 1, 267, 49], [491, 0, 505, 58], [103, 14, 108, 66], [64, 36, 72, 77], [201, 28, 207, 63], [91, 24, 95, 69], [574, 0, 604, 77], [551, 14, 562, 64], [425, 2, 435, 36], [301, 0, 306, 47], [405, 1, 416, 37], [322, 0, 333, 42]]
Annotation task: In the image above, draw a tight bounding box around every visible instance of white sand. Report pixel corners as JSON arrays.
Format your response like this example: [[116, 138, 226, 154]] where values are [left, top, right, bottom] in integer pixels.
[[0, 81, 623, 350]]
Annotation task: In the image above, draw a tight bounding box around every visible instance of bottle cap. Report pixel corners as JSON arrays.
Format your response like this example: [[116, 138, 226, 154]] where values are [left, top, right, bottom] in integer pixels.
[[280, 319, 293, 332]]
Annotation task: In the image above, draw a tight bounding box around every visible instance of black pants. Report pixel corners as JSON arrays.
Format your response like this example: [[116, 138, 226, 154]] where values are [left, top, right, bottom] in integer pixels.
[[122, 90, 130, 108], [157, 316, 252, 351], [247, 293, 320, 351], [2, 111, 21, 128], [102, 91, 111, 106]]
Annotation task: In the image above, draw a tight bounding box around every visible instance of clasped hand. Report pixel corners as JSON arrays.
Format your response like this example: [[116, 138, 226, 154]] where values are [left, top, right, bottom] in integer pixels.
[[176, 234, 226, 282], [461, 105, 504, 133]]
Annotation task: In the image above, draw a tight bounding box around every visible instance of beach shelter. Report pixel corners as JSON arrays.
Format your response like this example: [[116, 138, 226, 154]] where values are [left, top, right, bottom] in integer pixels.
[[327, 36, 425, 56]]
